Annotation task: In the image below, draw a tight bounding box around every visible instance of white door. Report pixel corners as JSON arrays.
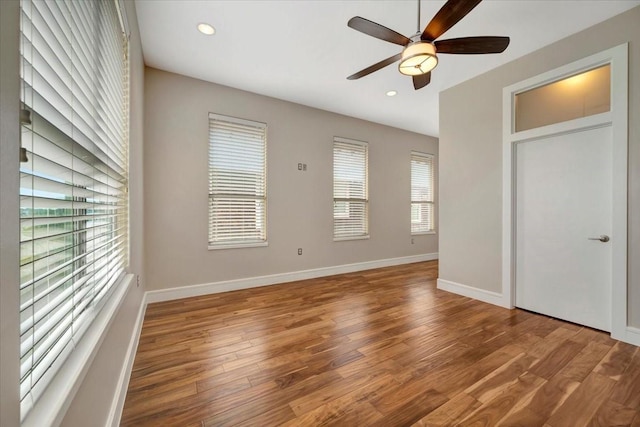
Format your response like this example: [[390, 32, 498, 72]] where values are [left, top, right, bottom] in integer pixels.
[[515, 125, 612, 331]]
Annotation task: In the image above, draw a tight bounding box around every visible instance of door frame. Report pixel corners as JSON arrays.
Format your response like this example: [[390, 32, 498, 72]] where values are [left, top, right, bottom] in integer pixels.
[[501, 44, 630, 341]]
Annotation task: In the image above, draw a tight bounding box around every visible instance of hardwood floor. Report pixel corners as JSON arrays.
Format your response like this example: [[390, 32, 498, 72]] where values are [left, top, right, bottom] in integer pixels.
[[121, 261, 640, 426]]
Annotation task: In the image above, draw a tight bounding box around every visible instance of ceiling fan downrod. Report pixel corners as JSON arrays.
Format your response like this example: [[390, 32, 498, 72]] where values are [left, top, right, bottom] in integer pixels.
[[417, 0, 421, 34]]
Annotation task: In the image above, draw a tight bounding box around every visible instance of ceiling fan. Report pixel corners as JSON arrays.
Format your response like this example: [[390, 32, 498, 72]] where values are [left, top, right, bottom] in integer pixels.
[[347, 0, 510, 90]]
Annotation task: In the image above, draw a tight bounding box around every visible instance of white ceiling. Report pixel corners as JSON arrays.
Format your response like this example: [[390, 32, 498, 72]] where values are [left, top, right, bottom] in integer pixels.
[[135, 0, 639, 136]]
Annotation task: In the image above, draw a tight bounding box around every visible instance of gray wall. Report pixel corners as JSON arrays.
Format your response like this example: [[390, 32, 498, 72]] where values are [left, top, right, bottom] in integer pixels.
[[0, 0, 146, 425], [1, 1, 21, 425], [144, 68, 438, 291], [439, 6, 640, 326]]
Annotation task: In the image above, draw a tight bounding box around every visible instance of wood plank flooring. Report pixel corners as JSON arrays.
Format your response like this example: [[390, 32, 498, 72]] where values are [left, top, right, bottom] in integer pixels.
[[121, 261, 640, 426]]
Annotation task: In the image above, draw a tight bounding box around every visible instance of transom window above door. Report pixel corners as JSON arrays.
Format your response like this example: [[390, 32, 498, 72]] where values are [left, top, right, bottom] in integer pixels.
[[515, 64, 611, 132]]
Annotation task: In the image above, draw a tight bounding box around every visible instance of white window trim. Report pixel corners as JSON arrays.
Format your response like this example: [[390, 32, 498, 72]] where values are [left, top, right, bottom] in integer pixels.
[[208, 241, 269, 251], [412, 231, 437, 236], [209, 113, 265, 129], [333, 137, 369, 241], [208, 113, 268, 249], [334, 136, 367, 146], [410, 151, 435, 235], [333, 235, 371, 242]]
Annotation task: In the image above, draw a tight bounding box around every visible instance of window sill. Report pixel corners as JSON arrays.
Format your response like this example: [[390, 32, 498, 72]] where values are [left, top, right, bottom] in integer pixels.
[[333, 235, 370, 242], [208, 241, 268, 250], [21, 274, 134, 427], [411, 231, 437, 236]]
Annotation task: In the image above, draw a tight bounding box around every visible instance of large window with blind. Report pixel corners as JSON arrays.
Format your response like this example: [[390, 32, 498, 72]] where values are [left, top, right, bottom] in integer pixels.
[[411, 152, 435, 234], [208, 113, 267, 248], [19, 0, 129, 417], [333, 137, 368, 240]]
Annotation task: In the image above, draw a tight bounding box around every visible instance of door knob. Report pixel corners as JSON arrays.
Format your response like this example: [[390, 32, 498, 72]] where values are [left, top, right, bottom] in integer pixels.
[[588, 235, 610, 242]]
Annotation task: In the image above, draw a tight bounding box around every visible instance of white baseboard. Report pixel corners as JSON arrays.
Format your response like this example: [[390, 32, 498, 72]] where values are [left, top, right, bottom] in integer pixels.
[[107, 292, 148, 427], [437, 278, 510, 309], [616, 326, 640, 347], [146, 253, 438, 304], [437, 279, 640, 346]]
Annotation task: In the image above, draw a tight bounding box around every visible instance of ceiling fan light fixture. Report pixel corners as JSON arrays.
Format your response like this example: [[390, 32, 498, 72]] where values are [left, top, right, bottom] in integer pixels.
[[398, 41, 438, 76]]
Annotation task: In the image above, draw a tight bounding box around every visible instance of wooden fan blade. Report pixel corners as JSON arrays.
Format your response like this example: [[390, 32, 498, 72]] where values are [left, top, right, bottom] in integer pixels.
[[421, 0, 483, 41], [347, 53, 402, 80], [348, 16, 411, 46], [435, 36, 510, 54], [413, 72, 431, 90]]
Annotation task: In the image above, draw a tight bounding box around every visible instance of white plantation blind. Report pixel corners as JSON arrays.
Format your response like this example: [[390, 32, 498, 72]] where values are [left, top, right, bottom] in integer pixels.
[[19, 0, 129, 418], [411, 152, 434, 233], [333, 137, 368, 239], [209, 113, 267, 247]]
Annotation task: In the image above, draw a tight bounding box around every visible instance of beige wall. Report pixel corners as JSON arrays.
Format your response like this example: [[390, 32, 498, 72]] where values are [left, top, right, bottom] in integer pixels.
[[0, 0, 146, 425], [144, 68, 438, 291], [1, 1, 21, 425], [439, 6, 640, 326]]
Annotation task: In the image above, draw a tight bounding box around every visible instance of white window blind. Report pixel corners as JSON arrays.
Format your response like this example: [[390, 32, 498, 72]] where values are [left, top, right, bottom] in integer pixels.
[[19, 0, 129, 418], [208, 113, 267, 247], [411, 152, 434, 234], [333, 137, 368, 239]]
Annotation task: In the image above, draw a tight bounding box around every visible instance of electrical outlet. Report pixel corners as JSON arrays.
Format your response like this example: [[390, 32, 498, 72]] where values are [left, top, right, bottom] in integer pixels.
[[303, 163, 307, 171], [411, 238, 415, 244], [298, 248, 302, 255], [297, 163, 303, 170], [136, 275, 140, 287]]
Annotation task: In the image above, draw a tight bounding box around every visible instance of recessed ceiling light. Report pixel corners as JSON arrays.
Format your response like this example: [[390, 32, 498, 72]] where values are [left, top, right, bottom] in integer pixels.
[[197, 23, 215, 35], [386, 90, 397, 97]]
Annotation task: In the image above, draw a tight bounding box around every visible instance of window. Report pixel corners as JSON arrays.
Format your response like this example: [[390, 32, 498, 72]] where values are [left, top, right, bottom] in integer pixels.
[[19, 0, 129, 418], [411, 152, 434, 234], [333, 137, 368, 240], [208, 113, 267, 248], [515, 64, 611, 132]]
